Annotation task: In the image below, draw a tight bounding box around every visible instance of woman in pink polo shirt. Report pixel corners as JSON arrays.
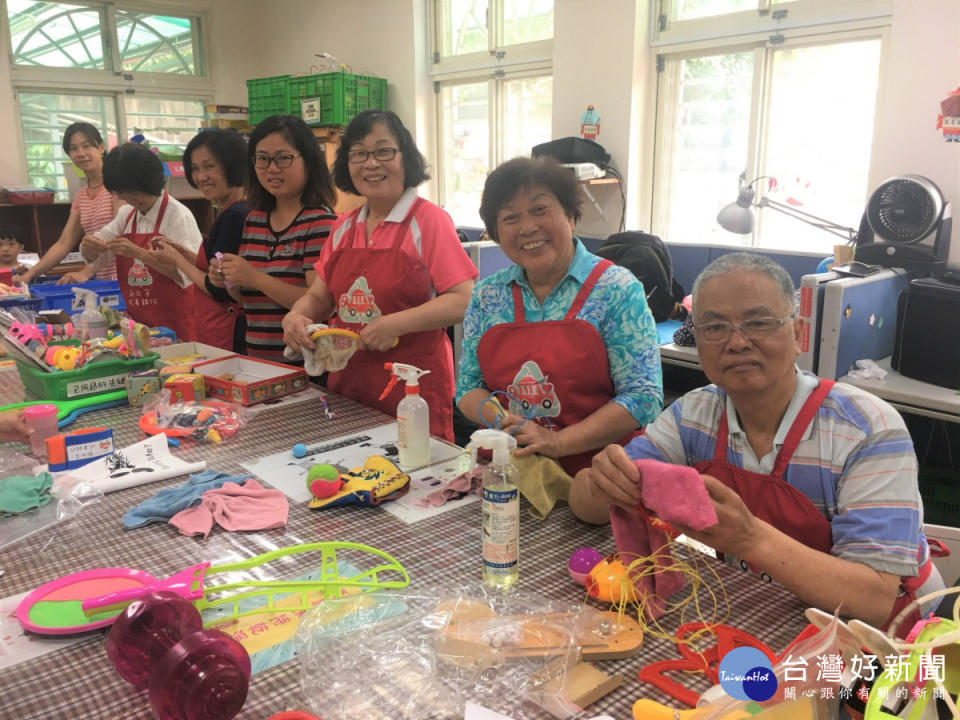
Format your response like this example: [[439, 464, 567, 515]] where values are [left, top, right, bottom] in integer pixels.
[[282, 110, 477, 442]]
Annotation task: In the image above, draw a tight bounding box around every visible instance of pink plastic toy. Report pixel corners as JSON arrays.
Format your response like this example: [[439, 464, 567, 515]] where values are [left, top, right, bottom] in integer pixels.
[[106, 591, 250, 720], [567, 546, 605, 585]]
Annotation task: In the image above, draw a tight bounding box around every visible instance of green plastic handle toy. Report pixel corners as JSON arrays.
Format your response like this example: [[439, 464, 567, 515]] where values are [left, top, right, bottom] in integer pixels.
[[0, 390, 128, 429]]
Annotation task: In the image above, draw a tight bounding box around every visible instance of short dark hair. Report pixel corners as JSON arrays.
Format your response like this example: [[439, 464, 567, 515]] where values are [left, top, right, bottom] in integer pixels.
[[0, 223, 24, 245], [479, 156, 583, 242], [183, 129, 247, 190], [103, 143, 165, 196], [246, 115, 335, 212], [332, 110, 429, 195], [62, 122, 104, 155]]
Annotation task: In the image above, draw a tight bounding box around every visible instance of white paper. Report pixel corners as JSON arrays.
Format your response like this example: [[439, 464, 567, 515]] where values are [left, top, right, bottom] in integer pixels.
[[57, 434, 206, 494], [464, 702, 518, 720], [0, 590, 87, 670], [381, 453, 478, 524], [241, 422, 465, 503]]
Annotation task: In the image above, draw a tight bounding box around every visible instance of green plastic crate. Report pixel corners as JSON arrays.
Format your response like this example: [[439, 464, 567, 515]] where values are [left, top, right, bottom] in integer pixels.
[[247, 75, 293, 125], [287, 72, 387, 126], [15, 342, 159, 401], [919, 465, 960, 527]]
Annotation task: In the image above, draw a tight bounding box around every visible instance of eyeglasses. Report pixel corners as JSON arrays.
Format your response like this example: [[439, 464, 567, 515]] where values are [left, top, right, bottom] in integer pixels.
[[253, 153, 301, 169], [693, 314, 794, 343], [347, 147, 399, 164]]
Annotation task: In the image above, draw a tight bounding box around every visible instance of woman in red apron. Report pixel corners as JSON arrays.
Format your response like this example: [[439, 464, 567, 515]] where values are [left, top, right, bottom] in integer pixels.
[[80, 143, 204, 343], [456, 157, 663, 475], [153, 130, 249, 352], [281, 111, 477, 442]]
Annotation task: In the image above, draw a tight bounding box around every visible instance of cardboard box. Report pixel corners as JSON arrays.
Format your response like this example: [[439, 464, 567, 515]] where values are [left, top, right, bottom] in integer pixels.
[[155, 342, 235, 370], [164, 373, 205, 403], [192, 355, 308, 405]]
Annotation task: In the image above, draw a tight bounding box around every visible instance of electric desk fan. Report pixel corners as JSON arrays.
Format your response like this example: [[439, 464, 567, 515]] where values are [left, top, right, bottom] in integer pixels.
[[855, 174, 953, 274]]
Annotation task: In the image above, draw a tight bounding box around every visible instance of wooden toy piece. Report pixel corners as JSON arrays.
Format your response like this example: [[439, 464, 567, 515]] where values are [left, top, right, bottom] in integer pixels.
[[532, 655, 624, 709], [432, 599, 643, 670]]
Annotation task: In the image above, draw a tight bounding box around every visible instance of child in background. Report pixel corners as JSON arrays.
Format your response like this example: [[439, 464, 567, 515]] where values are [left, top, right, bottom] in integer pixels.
[[0, 223, 28, 276]]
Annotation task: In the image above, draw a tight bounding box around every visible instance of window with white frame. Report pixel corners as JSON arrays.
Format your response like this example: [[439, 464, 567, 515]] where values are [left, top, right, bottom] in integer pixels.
[[431, 0, 554, 227], [4, 0, 210, 198], [652, 0, 890, 253]]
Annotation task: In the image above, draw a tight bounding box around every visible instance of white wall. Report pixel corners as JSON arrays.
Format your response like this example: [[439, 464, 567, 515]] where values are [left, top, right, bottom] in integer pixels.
[[871, 0, 960, 204]]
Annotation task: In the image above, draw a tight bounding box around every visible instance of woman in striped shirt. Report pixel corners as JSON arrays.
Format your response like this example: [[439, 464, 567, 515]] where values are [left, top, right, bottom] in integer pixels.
[[20, 122, 122, 285], [216, 115, 337, 360]]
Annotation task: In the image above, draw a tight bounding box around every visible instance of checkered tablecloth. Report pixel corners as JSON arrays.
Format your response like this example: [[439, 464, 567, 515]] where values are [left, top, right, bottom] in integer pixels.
[[0, 369, 811, 720]]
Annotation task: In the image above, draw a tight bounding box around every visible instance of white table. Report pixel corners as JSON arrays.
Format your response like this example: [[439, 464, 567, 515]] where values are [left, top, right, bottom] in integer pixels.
[[839, 356, 960, 424]]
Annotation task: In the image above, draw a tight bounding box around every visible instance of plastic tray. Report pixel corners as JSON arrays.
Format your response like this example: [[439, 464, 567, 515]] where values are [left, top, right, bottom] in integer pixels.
[[919, 465, 960, 527], [15, 342, 159, 401], [29, 280, 126, 313]]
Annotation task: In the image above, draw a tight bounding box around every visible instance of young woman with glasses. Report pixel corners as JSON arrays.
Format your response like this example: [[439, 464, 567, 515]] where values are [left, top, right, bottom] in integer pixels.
[[215, 115, 337, 361], [282, 110, 477, 442], [151, 129, 249, 352], [20, 122, 124, 285]]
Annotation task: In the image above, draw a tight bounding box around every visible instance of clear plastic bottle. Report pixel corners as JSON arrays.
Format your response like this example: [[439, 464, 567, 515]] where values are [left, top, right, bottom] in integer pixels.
[[396, 381, 429, 467], [481, 432, 520, 590], [72, 288, 107, 340]]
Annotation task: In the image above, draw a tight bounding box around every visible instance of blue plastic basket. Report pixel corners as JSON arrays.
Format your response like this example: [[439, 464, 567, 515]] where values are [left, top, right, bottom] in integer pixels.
[[29, 280, 126, 313], [0, 296, 45, 314]]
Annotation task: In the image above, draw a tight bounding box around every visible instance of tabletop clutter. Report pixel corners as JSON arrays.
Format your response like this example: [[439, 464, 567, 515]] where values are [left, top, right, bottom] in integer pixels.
[[0, 301, 958, 720]]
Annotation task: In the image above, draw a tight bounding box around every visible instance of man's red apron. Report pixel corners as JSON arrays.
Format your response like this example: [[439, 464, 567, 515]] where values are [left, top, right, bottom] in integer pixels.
[[476, 259, 639, 476], [326, 199, 455, 442], [191, 245, 239, 351], [115, 192, 195, 342], [694, 378, 930, 638]]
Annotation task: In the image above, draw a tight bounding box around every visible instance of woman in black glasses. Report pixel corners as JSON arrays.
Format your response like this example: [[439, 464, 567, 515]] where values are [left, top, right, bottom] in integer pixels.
[[282, 110, 477, 442], [216, 115, 337, 361]]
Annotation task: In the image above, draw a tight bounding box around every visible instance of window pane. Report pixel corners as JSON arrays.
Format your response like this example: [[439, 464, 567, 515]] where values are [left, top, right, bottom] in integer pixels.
[[440, 83, 489, 226], [502, 0, 552, 45], [124, 97, 206, 148], [660, 52, 755, 245], [502, 75, 552, 160], [7, 0, 106, 69], [759, 39, 881, 252], [116, 12, 199, 75], [439, 0, 488, 57], [671, 0, 757, 21], [17, 92, 118, 200]]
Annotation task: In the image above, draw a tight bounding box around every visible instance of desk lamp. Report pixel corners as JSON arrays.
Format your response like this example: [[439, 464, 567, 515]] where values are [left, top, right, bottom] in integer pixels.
[[716, 173, 858, 242]]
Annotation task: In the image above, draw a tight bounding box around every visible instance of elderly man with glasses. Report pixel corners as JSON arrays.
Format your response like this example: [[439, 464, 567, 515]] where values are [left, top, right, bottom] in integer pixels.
[[570, 252, 942, 636]]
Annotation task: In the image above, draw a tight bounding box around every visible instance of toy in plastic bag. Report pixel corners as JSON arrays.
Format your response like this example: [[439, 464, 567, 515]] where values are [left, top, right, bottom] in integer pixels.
[[297, 586, 638, 720], [308, 455, 409, 509], [139, 389, 247, 443]]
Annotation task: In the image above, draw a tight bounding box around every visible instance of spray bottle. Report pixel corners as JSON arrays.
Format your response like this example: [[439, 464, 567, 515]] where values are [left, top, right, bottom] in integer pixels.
[[379, 362, 430, 467], [469, 429, 520, 589], [72, 288, 107, 340]]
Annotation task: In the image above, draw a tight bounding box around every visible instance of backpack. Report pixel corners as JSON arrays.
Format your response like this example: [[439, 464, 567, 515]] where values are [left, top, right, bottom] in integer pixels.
[[594, 231, 684, 322]]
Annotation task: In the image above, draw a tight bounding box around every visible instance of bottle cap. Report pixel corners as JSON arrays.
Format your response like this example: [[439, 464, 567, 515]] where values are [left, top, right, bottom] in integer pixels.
[[23, 404, 57, 419]]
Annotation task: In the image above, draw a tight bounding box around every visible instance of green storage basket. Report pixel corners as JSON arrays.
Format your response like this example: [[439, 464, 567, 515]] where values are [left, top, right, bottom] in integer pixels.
[[247, 75, 293, 125], [287, 72, 387, 126], [919, 465, 960, 527], [15, 342, 159, 401]]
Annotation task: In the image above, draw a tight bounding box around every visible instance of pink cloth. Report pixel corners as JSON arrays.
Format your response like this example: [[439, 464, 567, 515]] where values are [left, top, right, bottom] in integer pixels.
[[169, 478, 289, 538], [415, 467, 483, 508], [610, 459, 718, 620]]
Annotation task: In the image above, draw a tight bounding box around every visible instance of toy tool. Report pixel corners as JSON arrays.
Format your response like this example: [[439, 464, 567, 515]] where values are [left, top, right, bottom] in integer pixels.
[[0, 390, 129, 429], [17, 541, 410, 635]]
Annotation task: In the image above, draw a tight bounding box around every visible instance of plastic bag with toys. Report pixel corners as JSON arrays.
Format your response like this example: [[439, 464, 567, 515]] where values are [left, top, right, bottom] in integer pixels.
[[139, 389, 248, 444], [297, 587, 646, 720]]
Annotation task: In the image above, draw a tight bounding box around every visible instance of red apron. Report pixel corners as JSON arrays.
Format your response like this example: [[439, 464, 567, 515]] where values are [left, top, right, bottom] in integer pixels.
[[326, 199, 455, 442], [115, 192, 196, 342], [476, 260, 639, 476], [191, 245, 239, 351], [694, 378, 929, 638]]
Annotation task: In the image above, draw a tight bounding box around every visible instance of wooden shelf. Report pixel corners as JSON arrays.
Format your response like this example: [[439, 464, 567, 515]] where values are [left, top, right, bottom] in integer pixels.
[[583, 177, 618, 185]]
